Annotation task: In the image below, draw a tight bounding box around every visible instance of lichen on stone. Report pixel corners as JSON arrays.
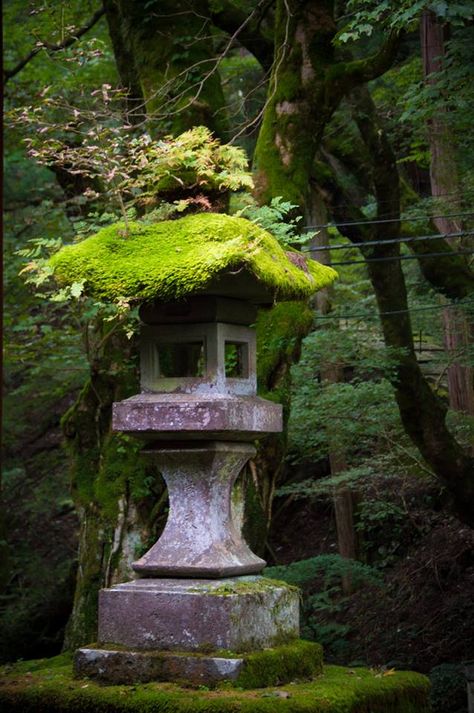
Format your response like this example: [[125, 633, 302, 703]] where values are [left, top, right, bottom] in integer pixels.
[[49, 213, 337, 303]]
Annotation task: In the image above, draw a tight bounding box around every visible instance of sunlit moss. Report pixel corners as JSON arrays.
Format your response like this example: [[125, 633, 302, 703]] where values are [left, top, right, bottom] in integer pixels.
[[49, 213, 337, 303]]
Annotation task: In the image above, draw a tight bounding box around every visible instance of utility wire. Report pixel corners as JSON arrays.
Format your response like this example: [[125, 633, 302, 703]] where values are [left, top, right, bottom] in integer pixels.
[[304, 210, 474, 230], [314, 299, 474, 322], [307, 189, 474, 211], [302, 229, 474, 253], [330, 249, 474, 267]]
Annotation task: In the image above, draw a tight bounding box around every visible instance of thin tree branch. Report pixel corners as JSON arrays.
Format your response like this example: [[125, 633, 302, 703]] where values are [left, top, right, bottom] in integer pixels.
[[209, 0, 275, 71], [3, 8, 106, 86], [324, 30, 402, 105]]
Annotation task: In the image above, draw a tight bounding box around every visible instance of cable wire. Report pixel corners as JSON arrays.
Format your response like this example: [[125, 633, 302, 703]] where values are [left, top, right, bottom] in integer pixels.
[[302, 229, 474, 253], [330, 249, 474, 267], [304, 210, 474, 230], [314, 299, 474, 322]]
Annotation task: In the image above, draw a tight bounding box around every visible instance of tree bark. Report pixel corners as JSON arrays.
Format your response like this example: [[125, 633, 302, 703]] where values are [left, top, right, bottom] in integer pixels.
[[307, 188, 359, 592], [421, 9, 474, 416], [62, 328, 161, 649], [105, 0, 228, 137], [421, 11, 461, 228], [253, 0, 400, 209], [252, 301, 315, 557], [102, 0, 145, 125]]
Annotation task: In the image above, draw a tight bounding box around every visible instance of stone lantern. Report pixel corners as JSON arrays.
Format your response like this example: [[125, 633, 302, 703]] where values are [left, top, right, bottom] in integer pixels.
[[50, 213, 337, 686]]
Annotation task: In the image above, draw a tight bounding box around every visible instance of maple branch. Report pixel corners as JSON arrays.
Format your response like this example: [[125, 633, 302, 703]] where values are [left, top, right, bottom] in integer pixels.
[[3, 8, 105, 86]]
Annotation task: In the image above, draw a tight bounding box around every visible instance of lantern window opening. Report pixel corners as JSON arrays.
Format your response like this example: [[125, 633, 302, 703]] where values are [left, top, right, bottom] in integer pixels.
[[224, 341, 249, 379], [155, 340, 206, 378]]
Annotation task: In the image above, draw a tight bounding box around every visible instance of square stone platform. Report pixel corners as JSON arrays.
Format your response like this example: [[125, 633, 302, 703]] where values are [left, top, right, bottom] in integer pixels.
[[98, 576, 298, 652], [74, 576, 301, 685]]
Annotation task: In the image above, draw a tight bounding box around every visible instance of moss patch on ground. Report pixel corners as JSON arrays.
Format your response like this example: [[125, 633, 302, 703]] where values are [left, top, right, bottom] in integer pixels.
[[49, 213, 337, 303], [0, 652, 430, 712]]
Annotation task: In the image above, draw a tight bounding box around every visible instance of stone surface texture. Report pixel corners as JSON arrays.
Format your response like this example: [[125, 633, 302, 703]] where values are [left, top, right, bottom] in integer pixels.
[[88, 295, 298, 686], [132, 443, 265, 577], [140, 322, 257, 396], [74, 639, 324, 687], [112, 393, 282, 441], [75, 647, 244, 686], [98, 577, 299, 652]]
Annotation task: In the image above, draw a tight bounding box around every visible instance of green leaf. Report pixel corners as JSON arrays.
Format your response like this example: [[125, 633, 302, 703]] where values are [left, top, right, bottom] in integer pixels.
[[70, 281, 85, 298]]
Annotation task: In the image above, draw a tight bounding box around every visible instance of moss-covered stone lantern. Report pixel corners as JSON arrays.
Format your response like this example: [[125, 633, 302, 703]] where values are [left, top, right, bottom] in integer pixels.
[[50, 212, 337, 686]]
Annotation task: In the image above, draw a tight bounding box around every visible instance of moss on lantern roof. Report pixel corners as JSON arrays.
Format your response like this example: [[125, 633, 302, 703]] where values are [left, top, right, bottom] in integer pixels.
[[49, 213, 337, 303]]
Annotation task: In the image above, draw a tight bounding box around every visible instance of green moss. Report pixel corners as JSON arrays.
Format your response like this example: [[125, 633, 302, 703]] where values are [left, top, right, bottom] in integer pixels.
[[257, 301, 314, 411], [49, 213, 336, 303], [80, 640, 321, 688], [0, 653, 431, 712], [236, 640, 323, 689], [198, 577, 298, 597]]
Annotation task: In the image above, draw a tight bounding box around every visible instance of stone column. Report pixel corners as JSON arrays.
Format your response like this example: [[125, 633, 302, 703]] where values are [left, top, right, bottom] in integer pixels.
[[132, 442, 265, 578]]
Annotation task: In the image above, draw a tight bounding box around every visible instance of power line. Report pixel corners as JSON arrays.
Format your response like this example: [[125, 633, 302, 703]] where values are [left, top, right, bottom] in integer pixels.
[[330, 249, 474, 267], [302, 229, 474, 253], [314, 299, 474, 322], [304, 211, 474, 230], [303, 191, 474, 214]]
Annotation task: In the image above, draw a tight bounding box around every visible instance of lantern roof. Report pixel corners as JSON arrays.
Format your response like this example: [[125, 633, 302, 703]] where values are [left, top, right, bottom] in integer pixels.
[[49, 212, 337, 304]]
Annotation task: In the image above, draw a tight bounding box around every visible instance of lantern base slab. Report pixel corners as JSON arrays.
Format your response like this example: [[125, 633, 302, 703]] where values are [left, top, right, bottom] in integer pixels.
[[97, 576, 299, 653], [74, 640, 323, 687]]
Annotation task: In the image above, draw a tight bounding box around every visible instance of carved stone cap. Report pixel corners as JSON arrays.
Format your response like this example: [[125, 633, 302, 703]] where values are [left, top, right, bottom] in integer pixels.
[[112, 393, 282, 441]]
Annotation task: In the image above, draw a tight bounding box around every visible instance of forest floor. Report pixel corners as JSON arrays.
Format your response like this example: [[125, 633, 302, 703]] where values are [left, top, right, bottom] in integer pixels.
[[268, 488, 474, 674]]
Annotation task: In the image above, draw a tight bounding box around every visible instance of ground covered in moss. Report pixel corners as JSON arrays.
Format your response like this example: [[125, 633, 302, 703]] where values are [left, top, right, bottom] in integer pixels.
[[0, 653, 430, 713]]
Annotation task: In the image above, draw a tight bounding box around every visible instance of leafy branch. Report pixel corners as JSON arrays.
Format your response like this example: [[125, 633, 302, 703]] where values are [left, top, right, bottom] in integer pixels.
[[3, 8, 106, 86]]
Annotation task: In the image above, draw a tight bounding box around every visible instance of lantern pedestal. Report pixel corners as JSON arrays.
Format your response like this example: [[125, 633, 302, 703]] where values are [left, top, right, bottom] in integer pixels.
[[133, 442, 264, 578], [75, 576, 303, 685], [97, 575, 297, 647], [73, 297, 298, 686]]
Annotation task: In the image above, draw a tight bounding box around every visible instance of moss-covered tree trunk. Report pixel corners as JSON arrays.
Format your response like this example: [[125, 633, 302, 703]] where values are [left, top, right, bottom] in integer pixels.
[[253, 0, 399, 209], [62, 327, 164, 649], [248, 0, 399, 557], [249, 302, 314, 557], [104, 0, 227, 137]]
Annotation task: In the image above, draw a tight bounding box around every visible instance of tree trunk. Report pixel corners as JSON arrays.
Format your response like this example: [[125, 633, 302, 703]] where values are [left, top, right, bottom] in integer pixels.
[[421, 11, 461, 227], [105, 0, 228, 137], [442, 307, 474, 416], [251, 301, 315, 557], [253, 0, 400, 209], [62, 328, 162, 649], [308, 189, 359, 592], [421, 10, 474, 416]]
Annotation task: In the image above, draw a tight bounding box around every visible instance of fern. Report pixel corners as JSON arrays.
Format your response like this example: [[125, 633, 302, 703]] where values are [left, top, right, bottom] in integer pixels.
[[265, 554, 382, 589]]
